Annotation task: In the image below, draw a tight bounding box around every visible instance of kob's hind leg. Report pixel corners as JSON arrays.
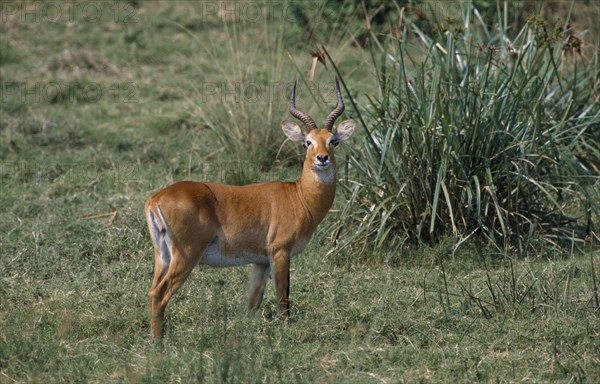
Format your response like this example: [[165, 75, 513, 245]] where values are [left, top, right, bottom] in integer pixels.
[[149, 248, 204, 337], [147, 206, 172, 337], [149, 250, 169, 337]]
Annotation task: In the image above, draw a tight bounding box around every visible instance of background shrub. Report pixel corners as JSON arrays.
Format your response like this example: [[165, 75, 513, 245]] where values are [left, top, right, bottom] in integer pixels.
[[328, 2, 599, 262]]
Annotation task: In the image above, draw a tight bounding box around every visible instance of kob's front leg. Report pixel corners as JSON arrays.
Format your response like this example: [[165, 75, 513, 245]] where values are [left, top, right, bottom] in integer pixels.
[[248, 263, 271, 316], [272, 251, 290, 322]]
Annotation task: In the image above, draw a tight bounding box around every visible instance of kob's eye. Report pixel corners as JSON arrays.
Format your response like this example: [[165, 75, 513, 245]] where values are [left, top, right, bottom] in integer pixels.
[[330, 138, 339, 147], [304, 140, 312, 148]]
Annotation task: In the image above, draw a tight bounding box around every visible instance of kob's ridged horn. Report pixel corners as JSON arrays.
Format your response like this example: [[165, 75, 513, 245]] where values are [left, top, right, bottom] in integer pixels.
[[323, 77, 345, 131], [289, 81, 317, 130]]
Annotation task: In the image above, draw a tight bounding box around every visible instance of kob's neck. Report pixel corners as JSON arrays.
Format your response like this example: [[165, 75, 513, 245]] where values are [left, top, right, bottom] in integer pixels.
[[297, 162, 337, 226]]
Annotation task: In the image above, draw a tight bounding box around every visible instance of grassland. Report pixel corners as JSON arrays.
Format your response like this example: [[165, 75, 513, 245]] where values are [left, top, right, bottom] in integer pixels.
[[1, 1, 599, 383]]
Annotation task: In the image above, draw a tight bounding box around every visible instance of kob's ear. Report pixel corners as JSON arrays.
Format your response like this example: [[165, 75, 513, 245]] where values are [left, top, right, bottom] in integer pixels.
[[282, 121, 305, 145], [333, 119, 356, 142]]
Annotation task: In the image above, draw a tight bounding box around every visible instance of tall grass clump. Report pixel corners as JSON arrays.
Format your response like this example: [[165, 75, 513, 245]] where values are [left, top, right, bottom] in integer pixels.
[[331, 2, 600, 260]]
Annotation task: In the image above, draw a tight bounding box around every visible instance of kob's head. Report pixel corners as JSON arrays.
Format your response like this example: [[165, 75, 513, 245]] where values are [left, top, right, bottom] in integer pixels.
[[282, 78, 355, 172]]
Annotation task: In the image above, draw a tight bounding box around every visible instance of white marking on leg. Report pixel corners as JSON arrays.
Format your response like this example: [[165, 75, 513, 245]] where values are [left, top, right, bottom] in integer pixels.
[[148, 205, 172, 267]]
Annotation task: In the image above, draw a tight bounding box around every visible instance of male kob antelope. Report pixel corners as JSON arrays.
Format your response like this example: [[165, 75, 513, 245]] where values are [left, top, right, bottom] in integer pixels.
[[145, 78, 355, 337]]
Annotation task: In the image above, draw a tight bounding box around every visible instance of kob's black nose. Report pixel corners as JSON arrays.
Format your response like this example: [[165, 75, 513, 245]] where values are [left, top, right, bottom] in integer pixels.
[[317, 155, 329, 163]]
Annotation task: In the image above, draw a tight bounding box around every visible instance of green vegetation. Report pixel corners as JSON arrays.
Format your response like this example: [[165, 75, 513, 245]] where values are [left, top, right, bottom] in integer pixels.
[[1, 1, 598, 383], [330, 0, 600, 262]]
